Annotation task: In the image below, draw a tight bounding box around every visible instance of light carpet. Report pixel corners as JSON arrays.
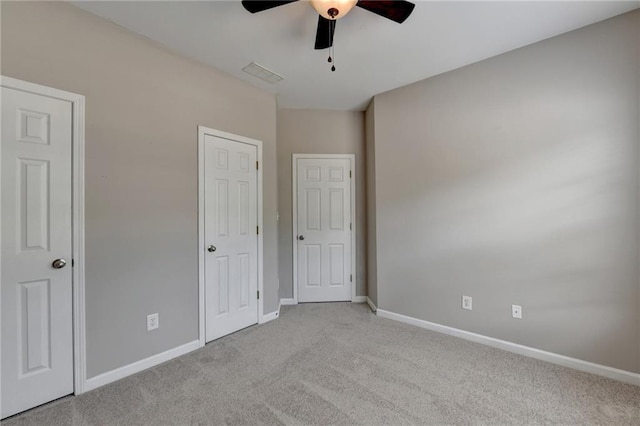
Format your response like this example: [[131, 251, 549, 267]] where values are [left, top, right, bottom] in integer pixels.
[[4, 302, 639, 425]]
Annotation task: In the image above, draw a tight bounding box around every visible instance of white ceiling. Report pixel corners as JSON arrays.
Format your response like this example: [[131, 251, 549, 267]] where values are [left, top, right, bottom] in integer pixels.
[[72, 0, 639, 110]]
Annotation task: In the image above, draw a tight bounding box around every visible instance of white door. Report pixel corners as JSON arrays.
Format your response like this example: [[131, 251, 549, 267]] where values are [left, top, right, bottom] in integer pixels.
[[1, 87, 74, 418], [296, 157, 352, 302], [204, 135, 258, 342]]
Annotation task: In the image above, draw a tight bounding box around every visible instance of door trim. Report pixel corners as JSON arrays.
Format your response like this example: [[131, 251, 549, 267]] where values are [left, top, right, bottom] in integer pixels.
[[0, 76, 86, 410], [197, 126, 264, 347], [292, 154, 356, 304]]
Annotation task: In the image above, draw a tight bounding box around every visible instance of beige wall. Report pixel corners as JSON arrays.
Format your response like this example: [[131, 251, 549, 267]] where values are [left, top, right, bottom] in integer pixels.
[[277, 109, 366, 299], [371, 10, 640, 372], [1, 1, 279, 378], [365, 100, 378, 306]]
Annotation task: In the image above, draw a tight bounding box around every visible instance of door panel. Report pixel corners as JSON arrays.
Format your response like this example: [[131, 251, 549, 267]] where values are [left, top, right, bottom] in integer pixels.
[[329, 244, 345, 286], [205, 135, 258, 342], [296, 158, 352, 302], [1, 87, 74, 419], [305, 188, 321, 230], [329, 189, 344, 230], [19, 279, 52, 375]]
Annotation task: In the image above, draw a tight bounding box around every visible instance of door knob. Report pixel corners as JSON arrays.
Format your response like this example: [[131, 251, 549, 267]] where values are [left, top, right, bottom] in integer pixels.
[[298, 235, 304, 241], [52, 258, 67, 269], [207, 245, 217, 253]]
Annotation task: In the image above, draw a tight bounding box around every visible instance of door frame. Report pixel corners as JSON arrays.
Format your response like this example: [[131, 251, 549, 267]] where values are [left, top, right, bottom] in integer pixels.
[[0, 76, 87, 414], [292, 154, 356, 304], [197, 126, 264, 347]]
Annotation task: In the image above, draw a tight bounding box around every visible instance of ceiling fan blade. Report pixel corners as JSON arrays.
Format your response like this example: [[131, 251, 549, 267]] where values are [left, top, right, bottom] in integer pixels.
[[356, 0, 415, 23], [241, 1, 298, 14], [314, 15, 336, 50]]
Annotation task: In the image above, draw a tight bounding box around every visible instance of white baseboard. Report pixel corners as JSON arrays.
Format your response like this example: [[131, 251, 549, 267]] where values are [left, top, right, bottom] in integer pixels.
[[83, 339, 201, 392], [366, 297, 377, 312], [376, 309, 640, 386], [280, 298, 297, 305], [260, 310, 279, 324], [352, 296, 367, 303]]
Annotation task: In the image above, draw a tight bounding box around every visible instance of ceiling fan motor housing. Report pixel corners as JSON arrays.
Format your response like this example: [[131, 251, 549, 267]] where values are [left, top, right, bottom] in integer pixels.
[[241, 0, 417, 51]]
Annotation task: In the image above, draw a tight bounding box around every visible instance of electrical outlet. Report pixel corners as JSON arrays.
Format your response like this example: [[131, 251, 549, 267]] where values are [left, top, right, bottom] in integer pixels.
[[512, 305, 522, 319], [147, 313, 159, 331], [462, 296, 472, 311]]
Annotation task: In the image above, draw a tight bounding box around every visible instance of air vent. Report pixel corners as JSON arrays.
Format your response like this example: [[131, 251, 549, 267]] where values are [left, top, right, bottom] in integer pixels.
[[242, 62, 284, 84]]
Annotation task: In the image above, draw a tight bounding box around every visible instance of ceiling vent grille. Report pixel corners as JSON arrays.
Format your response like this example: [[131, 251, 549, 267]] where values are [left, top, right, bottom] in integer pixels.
[[242, 62, 284, 84]]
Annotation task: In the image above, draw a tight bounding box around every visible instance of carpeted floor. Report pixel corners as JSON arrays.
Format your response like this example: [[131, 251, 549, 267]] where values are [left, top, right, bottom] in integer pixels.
[[4, 302, 639, 425]]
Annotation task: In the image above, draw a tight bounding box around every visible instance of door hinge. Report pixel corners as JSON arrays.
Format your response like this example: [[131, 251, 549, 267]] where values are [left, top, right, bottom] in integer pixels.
[[256, 161, 259, 170], [72, 259, 75, 267], [350, 274, 353, 282], [257, 290, 260, 299], [349, 170, 352, 178], [256, 226, 259, 235], [350, 222, 352, 231]]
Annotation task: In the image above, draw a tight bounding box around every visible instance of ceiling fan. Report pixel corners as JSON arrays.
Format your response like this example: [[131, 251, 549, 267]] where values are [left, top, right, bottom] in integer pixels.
[[241, 1, 416, 50]]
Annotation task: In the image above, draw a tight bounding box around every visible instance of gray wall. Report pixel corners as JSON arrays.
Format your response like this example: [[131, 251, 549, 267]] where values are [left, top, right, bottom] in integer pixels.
[[371, 10, 640, 372], [1, 1, 279, 378], [277, 109, 366, 299], [365, 100, 378, 306], [637, 10, 640, 371]]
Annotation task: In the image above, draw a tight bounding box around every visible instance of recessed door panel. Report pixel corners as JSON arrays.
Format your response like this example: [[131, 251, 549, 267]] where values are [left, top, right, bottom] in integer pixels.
[[329, 244, 345, 287], [305, 188, 321, 231], [216, 149, 228, 169], [17, 109, 50, 145], [239, 253, 249, 308], [238, 181, 249, 235], [217, 256, 229, 315], [329, 189, 344, 231], [18, 159, 50, 252], [305, 166, 320, 182], [2, 87, 74, 419], [305, 245, 322, 287], [238, 153, 249, 172], [216, 180, 229, 237], [19, 279, 51, 375], [328, 167, 343, 182], [296, 157, 352, 302]]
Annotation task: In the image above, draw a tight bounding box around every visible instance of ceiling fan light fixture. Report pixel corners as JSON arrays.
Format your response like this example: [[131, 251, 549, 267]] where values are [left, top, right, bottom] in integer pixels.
[[310, 0, 358, 20]]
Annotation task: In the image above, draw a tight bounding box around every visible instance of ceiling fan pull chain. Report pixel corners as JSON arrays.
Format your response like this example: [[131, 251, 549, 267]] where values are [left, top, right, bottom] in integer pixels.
[[330, 45, 336, 72], [327, 22, 333, 66]]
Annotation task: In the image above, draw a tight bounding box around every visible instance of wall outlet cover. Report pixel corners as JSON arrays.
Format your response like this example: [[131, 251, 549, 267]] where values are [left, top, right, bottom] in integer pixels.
[[147, 313, 159, 331], [512, 305, 522, 319], [462, 295, 472, 311]]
